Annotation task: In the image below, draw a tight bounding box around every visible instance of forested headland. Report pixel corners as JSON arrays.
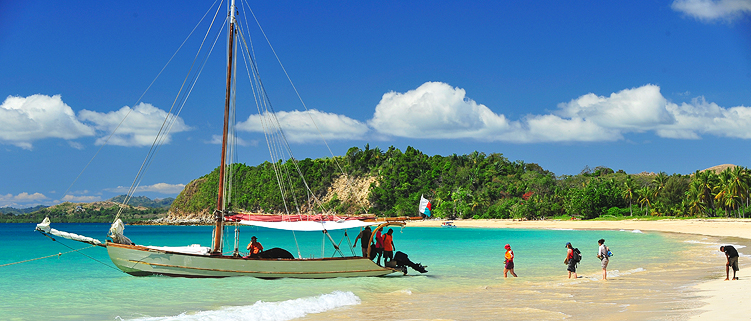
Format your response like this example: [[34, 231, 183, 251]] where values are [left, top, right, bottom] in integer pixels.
[[171, 145, 751, 220], [0, 199, 170, 223]]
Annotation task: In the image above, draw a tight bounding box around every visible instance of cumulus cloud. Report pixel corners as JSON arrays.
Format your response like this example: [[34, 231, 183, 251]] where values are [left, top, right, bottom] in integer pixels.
[[0, 192, 49, 208], [79, 102, 191, 147], [369, 82, 513, 139], [107, 183, 186, 194], [368, 82, 751, 143], [237, 109, 368, 143], [0, 94, 95, 149], [672, 0, 751, 21]]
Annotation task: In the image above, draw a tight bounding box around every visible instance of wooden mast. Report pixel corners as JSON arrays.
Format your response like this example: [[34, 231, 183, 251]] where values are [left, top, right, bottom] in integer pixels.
[[212, 0, 237, 255]]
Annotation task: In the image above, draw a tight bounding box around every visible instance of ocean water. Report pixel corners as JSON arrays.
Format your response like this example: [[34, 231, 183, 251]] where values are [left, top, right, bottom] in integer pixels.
[[0, 223, 743, 320]]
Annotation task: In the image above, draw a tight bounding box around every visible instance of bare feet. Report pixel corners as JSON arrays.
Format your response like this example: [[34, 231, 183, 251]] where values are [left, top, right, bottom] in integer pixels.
[[725, 278, 730, 281]]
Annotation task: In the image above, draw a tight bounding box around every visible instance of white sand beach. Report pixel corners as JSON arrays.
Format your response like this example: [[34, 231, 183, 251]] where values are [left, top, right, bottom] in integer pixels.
[[408, 218, 750, 320]]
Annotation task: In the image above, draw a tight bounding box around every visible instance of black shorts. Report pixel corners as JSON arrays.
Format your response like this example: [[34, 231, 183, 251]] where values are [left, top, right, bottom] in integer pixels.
[[567, 261, 577, 272]]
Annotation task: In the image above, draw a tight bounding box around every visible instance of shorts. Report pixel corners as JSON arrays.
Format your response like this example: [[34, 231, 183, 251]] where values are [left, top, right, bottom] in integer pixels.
[[601, 257, 609, 269], [383, 250, 394, 261], [728, 257, 739, 272], [505, 260, 514, 269], [567, 261, 577, 273]]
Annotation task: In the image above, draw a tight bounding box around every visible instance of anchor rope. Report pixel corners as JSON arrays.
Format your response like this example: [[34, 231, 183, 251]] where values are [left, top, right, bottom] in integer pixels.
[[12, 233, 122, 272], [0, 244, 102, 268]]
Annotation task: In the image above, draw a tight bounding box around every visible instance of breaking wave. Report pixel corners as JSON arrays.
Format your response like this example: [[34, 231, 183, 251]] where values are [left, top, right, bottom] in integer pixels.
[[125, 291, 360, 321]]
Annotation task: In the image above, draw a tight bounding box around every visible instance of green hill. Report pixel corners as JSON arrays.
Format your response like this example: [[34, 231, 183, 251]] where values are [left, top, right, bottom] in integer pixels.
[[170, 145, 750, 220]]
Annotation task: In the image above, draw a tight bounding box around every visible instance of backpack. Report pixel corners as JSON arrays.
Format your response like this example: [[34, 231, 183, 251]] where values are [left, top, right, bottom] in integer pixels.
[[572, 248, 582, 263]]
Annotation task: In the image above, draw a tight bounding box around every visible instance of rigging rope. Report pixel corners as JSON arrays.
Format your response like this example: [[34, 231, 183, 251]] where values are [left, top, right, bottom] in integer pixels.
[[114, 0, 226, 224], [243, 1, 369, 215]]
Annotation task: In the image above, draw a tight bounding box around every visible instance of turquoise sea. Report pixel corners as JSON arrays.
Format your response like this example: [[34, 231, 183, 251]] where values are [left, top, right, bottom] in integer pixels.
[[0, 223, 742, 320]]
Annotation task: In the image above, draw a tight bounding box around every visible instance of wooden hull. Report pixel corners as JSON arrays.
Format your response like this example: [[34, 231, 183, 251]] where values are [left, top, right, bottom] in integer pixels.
[[106, 242, 396, 278]]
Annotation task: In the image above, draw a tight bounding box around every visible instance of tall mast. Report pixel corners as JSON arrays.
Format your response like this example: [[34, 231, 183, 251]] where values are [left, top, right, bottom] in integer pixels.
[[212, 0, 237, 254]]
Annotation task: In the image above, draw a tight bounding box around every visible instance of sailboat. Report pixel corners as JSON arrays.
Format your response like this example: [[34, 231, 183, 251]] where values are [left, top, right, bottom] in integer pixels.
[[35, 0, 415, 278]]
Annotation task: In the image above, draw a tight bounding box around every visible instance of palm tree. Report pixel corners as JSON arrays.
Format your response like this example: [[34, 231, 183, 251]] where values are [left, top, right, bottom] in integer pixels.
[[652, 172, 668, 198], [622, 176, 636, 216], [714, 169, 735, 217], [637, 187, 654, 216], [692, 170, 718, 216], [729, 166, 749, 218], [685, 198, 706, 217]]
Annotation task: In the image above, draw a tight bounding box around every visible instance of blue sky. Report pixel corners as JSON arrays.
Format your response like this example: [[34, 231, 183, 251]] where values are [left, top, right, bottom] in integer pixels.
[[1, 0, 751, 208]]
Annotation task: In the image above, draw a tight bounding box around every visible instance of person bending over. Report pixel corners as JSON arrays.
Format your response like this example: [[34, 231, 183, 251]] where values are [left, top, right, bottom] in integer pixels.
[[720, 245, 740, 280]]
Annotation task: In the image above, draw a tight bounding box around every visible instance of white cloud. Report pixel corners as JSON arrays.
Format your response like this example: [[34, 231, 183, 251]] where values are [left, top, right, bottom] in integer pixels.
[[0, 94, 95, 149], [79, 102, 191, 147], [0, 192, 49, 208], [60, 195, 102, 203], [369, 82, 513, 139], [557, 85, 675, 130], [368, 82, 751, 143], [672, 0, 751, 21], [107, 183, 186, 194], [237, 109, 368, 143]]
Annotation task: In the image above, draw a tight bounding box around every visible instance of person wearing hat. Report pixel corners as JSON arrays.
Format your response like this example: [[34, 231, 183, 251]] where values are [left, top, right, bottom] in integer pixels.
[[503, 244, 517, 278], [565, 242, 578, 279], [246, 236, 264, 258]]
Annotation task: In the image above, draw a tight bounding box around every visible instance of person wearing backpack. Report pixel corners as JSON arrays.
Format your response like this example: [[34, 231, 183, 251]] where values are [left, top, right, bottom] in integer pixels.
[[564, 242, 579, 279], [596, 238, 610, 281]]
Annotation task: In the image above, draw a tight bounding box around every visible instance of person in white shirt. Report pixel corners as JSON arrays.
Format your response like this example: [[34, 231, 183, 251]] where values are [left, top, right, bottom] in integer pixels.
[[596, 239, 610, 281]]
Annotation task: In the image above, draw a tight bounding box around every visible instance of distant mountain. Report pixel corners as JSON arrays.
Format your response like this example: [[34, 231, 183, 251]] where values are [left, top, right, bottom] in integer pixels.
[[0, 205, 48, 215], [107, 195, 175, 209]]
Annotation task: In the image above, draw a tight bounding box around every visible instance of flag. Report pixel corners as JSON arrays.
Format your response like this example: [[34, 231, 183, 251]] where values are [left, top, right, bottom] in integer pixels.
[[419, 195, 432, 217]]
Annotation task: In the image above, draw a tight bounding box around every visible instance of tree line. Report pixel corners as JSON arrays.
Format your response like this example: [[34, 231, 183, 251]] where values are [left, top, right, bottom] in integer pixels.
[[171, 145, 751, 219], [0, 202, 168, 223]]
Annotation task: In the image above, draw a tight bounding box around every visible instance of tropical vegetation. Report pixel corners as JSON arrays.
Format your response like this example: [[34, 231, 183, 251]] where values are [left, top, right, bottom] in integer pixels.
[[171, 145, 751, 220]]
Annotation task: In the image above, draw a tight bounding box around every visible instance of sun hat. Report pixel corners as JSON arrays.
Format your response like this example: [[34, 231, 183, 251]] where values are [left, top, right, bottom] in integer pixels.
[[504, 244, 511, 249], [251, 236, 257, 240]]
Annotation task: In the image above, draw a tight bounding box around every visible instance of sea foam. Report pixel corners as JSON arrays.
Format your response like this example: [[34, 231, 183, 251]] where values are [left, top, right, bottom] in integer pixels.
[[126, 291, 360, 321]]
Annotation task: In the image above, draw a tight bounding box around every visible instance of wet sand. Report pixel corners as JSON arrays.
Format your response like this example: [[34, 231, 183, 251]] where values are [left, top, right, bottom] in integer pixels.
[[405, 218, 751, 320]]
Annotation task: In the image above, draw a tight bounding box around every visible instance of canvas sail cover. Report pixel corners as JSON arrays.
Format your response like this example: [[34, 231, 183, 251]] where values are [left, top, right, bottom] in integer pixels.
[[236, 219, 375, 231], [36, 217, 103, 246]]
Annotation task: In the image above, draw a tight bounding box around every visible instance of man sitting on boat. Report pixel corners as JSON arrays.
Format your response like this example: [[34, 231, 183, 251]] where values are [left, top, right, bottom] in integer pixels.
[[246, 236, 263, 258]]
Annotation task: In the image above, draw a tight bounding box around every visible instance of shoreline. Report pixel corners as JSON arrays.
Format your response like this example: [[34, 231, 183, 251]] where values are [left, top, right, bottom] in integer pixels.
[[407, 218, 749, 320]]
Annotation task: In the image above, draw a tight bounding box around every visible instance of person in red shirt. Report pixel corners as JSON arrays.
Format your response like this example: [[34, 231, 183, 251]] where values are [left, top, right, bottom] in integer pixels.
[[246, 236, 263, 258], [565, 242, 578, 279], [383, 229, 395, 263], [504, 244, 517, 278]]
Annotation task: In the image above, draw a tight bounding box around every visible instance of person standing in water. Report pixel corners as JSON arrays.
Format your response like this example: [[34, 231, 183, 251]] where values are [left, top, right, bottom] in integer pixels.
[[504, 244, 517, 278], [596, 239, 610, 281], [720, 245, 740, 280], [565, 242, 578, 279], [383, 229, 395, 263], [373, 228, 384, 266]]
